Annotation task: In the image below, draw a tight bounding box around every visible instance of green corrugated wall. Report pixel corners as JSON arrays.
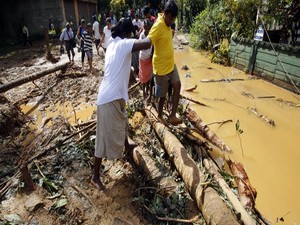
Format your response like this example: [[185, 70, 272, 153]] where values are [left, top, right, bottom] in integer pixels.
[[229, 37, 300, 92]]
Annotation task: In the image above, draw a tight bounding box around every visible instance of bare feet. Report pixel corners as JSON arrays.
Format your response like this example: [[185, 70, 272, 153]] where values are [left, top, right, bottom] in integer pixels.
[[167, 116, 182, 126], [91, 177, 105, 190]]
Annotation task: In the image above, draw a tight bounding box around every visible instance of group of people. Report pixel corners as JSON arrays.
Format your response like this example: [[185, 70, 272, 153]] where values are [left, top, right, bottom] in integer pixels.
[[59, 13, 114, 72], [91, 0, 182, 190]]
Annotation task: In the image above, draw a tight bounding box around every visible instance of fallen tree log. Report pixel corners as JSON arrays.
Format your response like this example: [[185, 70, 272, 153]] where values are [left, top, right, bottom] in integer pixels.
[[228, 160, 257, 211], [203, 159, 257, 225], [128, 138, 202, 223], [185, 108, 232, 153], [146, 106, 239, 225], [0, 62, 69, 93], [130, 141, 176, 191]]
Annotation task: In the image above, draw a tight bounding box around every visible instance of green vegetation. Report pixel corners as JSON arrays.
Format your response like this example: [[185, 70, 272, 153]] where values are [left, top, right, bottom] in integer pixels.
[[189, 0, 299, 52]]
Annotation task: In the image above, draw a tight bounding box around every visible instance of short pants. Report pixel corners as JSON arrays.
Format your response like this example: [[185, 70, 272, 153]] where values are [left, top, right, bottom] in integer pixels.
[[154, 65, 180, 98], [86, 50, 93, 59]]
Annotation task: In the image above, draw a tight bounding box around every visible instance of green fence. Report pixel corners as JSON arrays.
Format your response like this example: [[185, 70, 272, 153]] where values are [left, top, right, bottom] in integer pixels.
[[229, 37, 300, 93]]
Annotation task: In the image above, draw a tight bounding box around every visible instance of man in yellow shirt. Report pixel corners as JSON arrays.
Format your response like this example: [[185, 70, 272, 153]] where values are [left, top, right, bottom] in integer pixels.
[[148, 0, 182, 125]]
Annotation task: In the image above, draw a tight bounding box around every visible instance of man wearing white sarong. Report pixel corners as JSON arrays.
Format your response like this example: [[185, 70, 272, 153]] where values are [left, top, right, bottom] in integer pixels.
[[91, 18, 151, 190]]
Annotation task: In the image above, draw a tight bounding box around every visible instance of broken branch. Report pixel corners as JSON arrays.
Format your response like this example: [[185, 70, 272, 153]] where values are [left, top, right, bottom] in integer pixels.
[[180, 95, 208, 107]]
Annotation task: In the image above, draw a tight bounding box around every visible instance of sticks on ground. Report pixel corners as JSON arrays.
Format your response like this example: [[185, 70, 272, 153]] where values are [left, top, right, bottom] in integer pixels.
[[59, 72, 88, 78], [61, 121, 96, 144], [185, 108, 232, 153], [206, 119, 233, 127], [128, 81, 141, 93], [71, 185, 97, 208]]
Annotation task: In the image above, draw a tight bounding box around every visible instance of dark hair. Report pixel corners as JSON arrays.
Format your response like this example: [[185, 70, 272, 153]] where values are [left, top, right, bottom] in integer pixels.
[[143, 6, 150, 16], [164, 0, 178, 17], [111, 18, 133, 38], [106, 18, 111, 24]]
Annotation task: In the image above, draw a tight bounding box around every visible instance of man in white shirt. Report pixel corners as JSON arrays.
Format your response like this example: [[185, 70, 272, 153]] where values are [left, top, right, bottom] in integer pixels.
[[102, 18, 112, 51], [22, 24, 33, 47], [92, 16, 101, 55], [91, 18, 152, 190], [59, 22, 75, 62], [109, 10, 117, 26], [132, 14, 143, 38]]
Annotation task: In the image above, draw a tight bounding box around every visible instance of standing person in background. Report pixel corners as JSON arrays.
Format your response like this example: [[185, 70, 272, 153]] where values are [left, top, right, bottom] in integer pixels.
[[92, 15, 101, 55], [77, 19, 86, 70], [59, 22, 75, 62], [102, 18, 112, 52], [130, 8, 135, 20], [147, 0, 182, 125], [127, 8, 131, 18], [99, 26, 105, 56], [110, 10, 117, 26], [22, 24, 33, 47], [143, 6, 156, 23], [132, 14, 143, 37], [138, 19, 153, 103], [91, 18, 152, 190], [83, 23, 94, 73], [98, 12, 101, 23], [101, 11, 107, 26]]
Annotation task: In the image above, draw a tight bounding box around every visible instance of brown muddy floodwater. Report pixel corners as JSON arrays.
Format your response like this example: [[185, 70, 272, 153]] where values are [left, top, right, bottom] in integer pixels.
[[21, 99, 95, 132], [175, 47, 300, 224]]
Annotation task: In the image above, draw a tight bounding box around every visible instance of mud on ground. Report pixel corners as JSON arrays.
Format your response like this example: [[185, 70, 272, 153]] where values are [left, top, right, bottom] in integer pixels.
[[0, 39, 201, 225]]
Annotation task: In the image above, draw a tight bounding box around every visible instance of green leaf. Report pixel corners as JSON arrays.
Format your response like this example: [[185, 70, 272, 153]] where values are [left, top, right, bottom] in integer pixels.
[[43, 178, 59, 191], [54, 198, 68, 208]]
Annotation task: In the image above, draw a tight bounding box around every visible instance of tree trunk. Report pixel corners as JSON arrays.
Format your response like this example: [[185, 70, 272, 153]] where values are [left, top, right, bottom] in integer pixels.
[[0, 62, 68, 93], [128, 139, 202, 223], [203, 159, 257, 225], [185, 107, 232, 153], [20, 164, 35, 192], [228, 160, 257, 211], [145, 106, 239, 225]]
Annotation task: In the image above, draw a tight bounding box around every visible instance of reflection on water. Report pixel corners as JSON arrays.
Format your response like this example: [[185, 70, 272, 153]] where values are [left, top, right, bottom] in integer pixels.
[[175, 48, 300, 224]]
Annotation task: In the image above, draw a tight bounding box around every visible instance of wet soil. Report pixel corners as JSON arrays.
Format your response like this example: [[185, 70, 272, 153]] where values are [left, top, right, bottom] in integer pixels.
[[0, 37, 201, 225]]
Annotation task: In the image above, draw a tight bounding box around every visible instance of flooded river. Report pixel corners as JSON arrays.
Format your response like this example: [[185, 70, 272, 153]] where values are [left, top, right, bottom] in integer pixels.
[[175, 48, 300, 224]]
